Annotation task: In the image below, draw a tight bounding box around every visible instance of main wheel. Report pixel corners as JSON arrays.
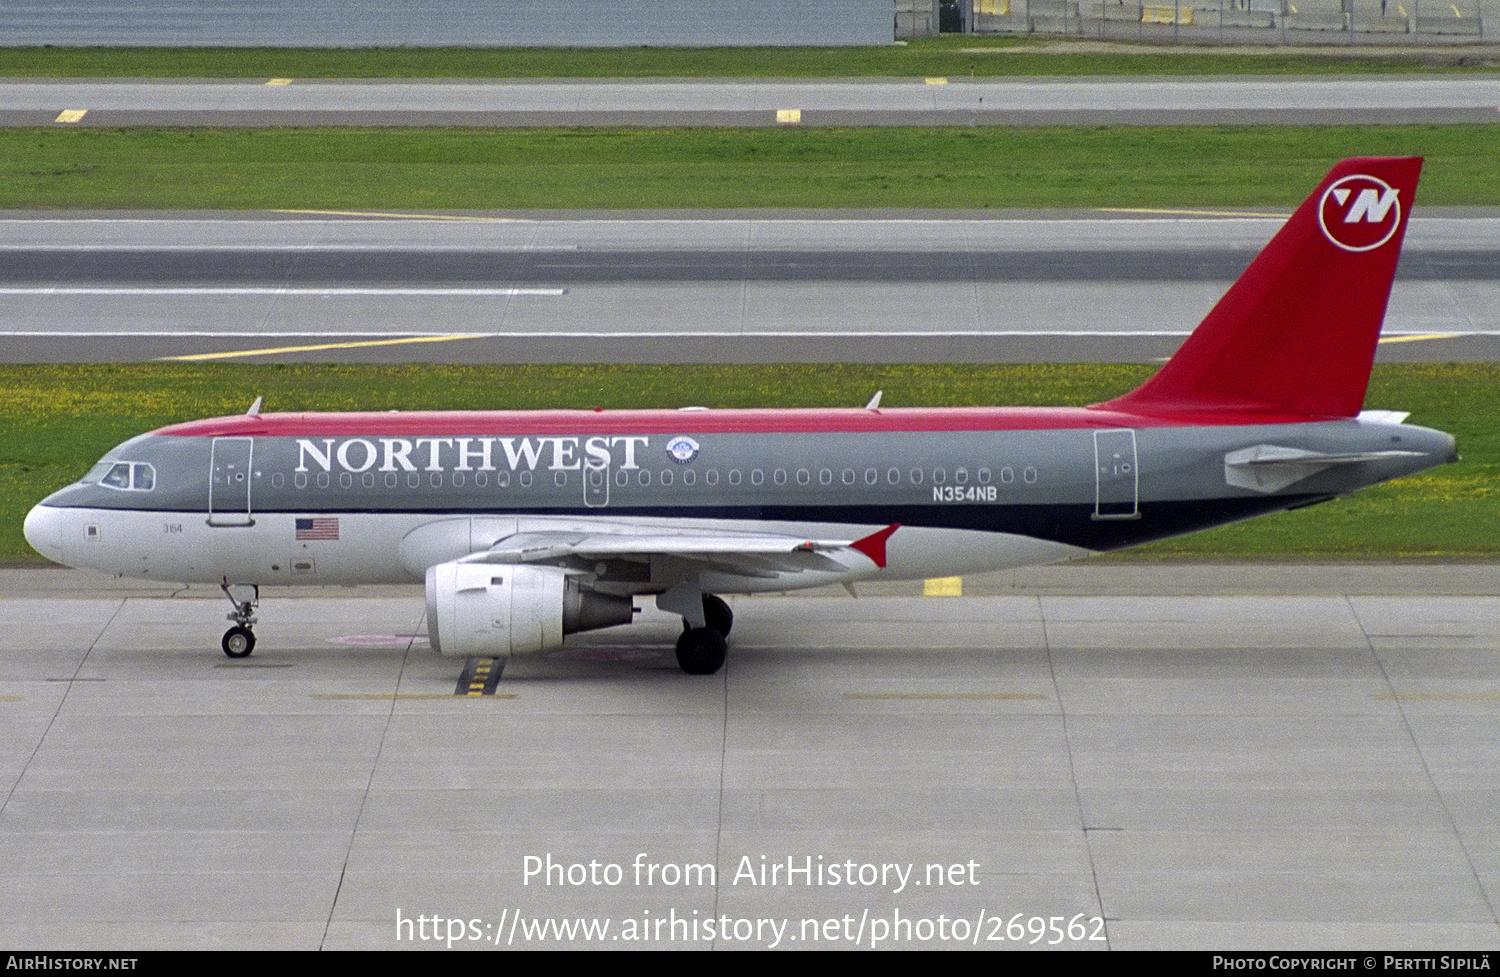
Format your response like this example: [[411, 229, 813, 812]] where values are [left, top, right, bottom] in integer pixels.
[[222, 625, 255, 659], [702, 594, 733, 637], [675, 626, 727, 675]]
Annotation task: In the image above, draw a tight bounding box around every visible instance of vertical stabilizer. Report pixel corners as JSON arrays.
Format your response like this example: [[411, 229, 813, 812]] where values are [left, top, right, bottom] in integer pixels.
[[1102, 156, 1422, 420]]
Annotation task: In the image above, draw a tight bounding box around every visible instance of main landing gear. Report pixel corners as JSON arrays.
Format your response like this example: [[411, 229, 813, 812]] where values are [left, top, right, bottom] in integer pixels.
[[675, 594, 733, 676], [220, 582, 259, 659]]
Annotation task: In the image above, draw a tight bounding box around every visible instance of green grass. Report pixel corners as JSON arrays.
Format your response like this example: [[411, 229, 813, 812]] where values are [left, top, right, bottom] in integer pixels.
[[1, 39, 1494, 79], [4, 363, 1495, 564], [7, 125, 1500, 210]]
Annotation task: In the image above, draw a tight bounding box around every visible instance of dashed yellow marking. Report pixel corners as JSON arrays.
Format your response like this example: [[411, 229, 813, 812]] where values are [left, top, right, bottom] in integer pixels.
[[923, 576, 963, 597], [465, 658, 496, 697], [846, 692, 1046, 700], [1379, 333, 1462, 345], [162, 333, 490, 362], [266, 78, 293, 86], [55, 110, 87, 124], [924, 77, 948, 85], [776, 109, 801, 125]]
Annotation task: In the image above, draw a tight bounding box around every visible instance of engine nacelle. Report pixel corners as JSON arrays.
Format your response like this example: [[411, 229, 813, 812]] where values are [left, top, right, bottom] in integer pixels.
[[425, 561, 635, 658]]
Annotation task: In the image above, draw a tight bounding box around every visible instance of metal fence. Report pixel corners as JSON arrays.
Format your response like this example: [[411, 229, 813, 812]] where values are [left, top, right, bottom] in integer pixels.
[[968, 0, 1488, 42]]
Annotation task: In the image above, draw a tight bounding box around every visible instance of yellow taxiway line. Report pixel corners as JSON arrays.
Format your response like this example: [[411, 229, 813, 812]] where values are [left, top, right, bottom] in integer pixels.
[[162, 333, 490, 362], [1378, 333, 1462, 344], [274, 209, 532, 222]]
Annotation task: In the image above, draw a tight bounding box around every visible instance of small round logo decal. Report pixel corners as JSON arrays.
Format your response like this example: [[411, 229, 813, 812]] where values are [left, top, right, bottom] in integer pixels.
[[665, 436, 700, 464], [1318, 174, 1402, 253]]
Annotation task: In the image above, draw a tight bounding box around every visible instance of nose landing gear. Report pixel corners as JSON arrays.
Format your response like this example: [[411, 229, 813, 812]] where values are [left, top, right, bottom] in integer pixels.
[[220, 581, 259, 658]]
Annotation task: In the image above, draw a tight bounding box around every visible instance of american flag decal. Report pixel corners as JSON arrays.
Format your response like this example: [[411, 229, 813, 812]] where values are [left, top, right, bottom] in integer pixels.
[[295, 517, 339, 541]]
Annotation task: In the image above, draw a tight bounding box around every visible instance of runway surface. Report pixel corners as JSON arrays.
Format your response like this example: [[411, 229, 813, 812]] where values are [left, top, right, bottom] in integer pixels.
[[3, 210, 1497, 363], [8, 76, 1500, 127], [1, 562, 1496, 949]]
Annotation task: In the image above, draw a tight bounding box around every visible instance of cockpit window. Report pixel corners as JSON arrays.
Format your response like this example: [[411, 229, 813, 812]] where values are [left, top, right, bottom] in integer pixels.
[[87, 461, 157, 492]]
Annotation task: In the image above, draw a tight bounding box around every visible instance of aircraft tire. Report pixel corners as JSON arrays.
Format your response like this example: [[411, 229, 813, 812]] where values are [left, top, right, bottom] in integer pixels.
[[703, 594, 733, 637], [222, 626, 256, 659], [675, 627, 726, 675]]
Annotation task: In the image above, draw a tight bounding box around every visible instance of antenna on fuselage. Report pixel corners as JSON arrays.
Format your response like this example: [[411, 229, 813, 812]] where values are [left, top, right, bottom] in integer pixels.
[[246, 396, 263, 417], [864, 391, 882, 411]]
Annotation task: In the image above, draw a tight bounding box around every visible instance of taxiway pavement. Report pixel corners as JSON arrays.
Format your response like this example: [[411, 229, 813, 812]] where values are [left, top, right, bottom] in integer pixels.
[[3, 210, 1498, 363], [1, 562, 1497, 949], [7, 76, 1500, 128]]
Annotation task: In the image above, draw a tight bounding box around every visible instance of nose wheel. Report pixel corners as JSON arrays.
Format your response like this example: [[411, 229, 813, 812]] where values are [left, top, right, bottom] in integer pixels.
[[219, 581, 259, 659], [222, 625, 256, 658]]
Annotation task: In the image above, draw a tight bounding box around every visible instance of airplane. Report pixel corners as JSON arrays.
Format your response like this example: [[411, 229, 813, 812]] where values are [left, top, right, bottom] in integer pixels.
[[24, 156, 1456, 676]]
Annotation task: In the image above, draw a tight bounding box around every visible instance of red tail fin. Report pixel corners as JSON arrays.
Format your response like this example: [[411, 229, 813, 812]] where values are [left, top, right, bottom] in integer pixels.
[[1102, 156, 1422, 420]]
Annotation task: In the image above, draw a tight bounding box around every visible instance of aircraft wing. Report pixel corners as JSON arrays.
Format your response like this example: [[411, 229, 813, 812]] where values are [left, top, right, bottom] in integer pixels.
[[456, 523, 899, 581]]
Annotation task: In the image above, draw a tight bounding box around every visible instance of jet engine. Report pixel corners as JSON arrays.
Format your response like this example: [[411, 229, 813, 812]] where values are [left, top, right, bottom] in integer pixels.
[[425, 561, 635, 658]]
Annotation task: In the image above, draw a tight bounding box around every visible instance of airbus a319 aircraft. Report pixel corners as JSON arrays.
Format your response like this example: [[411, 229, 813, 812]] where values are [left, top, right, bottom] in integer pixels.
[[25, 157, 1456, 675]]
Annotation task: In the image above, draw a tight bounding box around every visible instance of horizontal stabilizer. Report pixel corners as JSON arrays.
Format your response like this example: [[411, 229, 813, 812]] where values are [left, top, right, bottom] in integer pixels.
[[1224, 444, 1426, 493]]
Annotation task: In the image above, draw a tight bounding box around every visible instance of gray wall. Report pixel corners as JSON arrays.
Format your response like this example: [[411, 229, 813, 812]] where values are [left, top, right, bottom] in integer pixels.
[[0, 1, 896, 47]]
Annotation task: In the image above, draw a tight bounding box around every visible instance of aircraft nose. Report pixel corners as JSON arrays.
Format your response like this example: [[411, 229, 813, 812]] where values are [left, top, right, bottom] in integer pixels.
[[23, 504, 66, 565]]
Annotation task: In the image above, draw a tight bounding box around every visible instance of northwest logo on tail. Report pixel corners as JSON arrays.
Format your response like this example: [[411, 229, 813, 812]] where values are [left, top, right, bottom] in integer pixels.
[[1318, 174, 1402, 253]]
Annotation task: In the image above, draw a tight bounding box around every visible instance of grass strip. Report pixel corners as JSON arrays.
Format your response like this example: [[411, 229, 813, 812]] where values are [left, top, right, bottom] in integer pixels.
[[1, 40, 1494, 79], [7, 125, 1500, 210], [3, 363, 1494, 564]]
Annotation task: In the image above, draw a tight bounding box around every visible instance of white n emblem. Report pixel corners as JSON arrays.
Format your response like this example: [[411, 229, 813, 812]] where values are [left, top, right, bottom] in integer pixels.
[[1335, 186, 1399, 225], [1319, 175, 1402, 253]]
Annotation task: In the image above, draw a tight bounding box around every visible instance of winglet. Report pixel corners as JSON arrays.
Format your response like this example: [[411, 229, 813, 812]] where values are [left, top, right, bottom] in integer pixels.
[[1101, 156, 1422, 420], [849, 524, 899, 569]]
